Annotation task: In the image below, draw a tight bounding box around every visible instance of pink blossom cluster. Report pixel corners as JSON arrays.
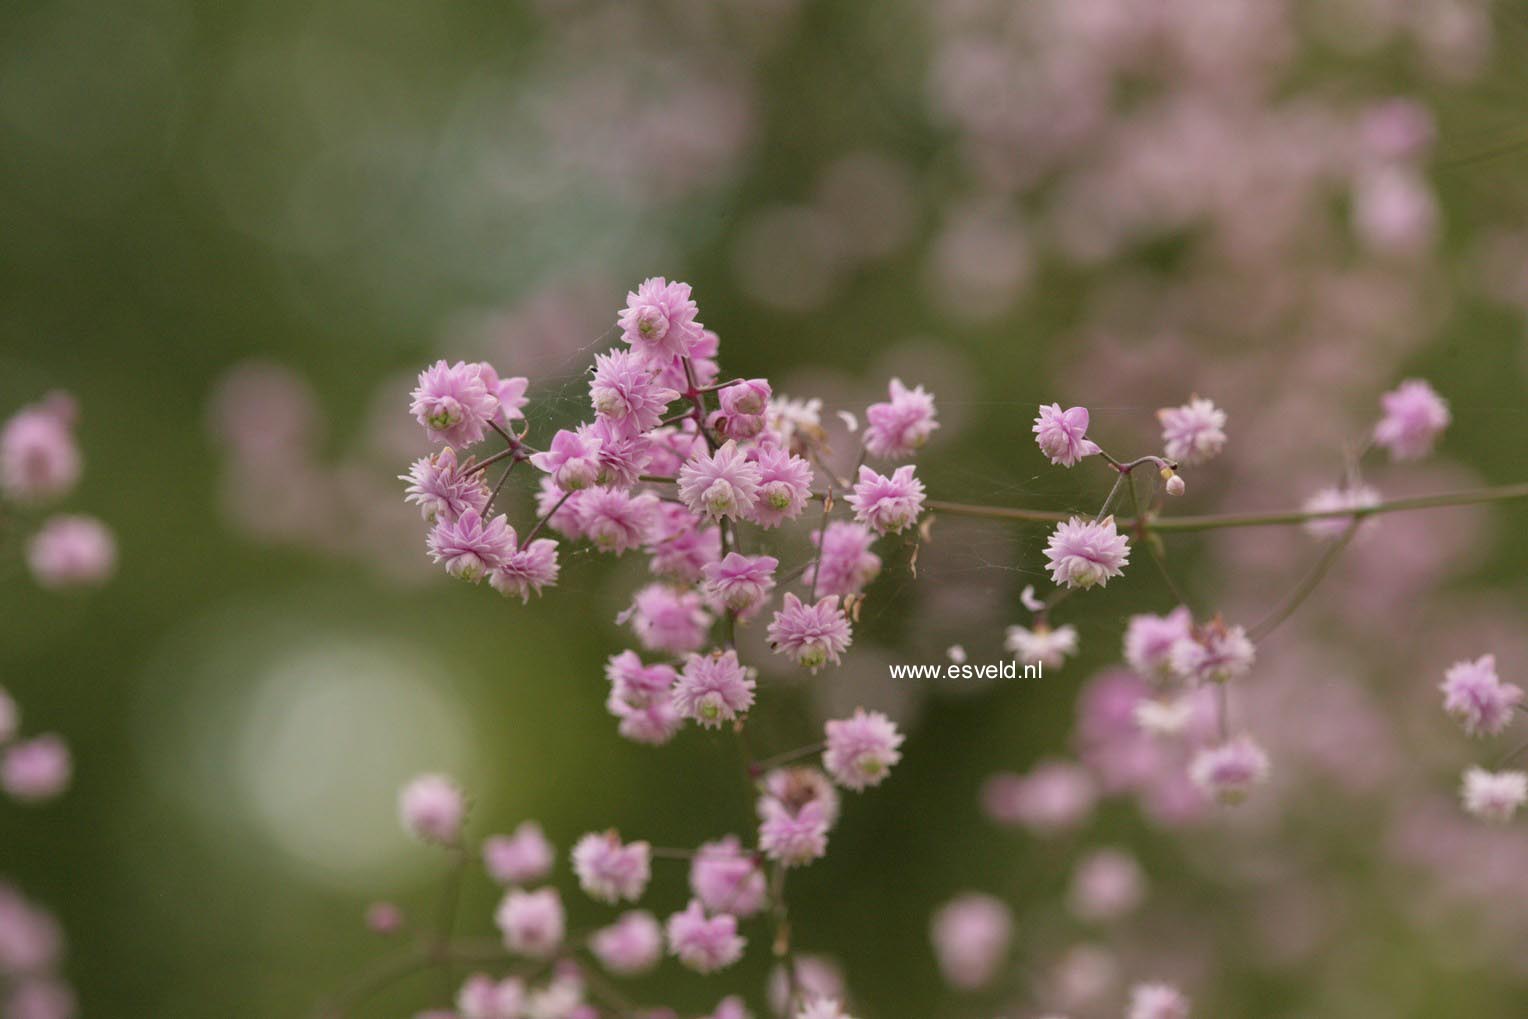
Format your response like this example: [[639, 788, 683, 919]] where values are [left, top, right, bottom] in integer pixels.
[[1439, 654, 1527, 822], [325, 271, 1515, 1019], [1, 393, 115, 591], [370, 279, 931, 1016]]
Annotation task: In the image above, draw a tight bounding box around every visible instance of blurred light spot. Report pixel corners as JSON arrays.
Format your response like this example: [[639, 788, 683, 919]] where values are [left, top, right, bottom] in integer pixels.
[[234, 642, 472, 886], [137, 610, 477, 891]]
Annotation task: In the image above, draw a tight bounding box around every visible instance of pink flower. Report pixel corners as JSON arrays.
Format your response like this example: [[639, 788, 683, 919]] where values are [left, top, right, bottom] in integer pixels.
[[930, 894, 1011, 991], [1189, 737, 1270, 805], [608, 694, 685, 746], [1068, 848, 1145, 921], [982, 761, 1096, 835], [586, 424, 653, 490], [823, 709, 904, 791], [689, 836, 767, 917], [589, 349, 679, 434], [1353, 165, 1437, 255], [572, 832, 652, 903], [401, 447, 490, 524], [703, 997, 750, 1019], [1460, 767, 1527, 822], [1169, 621, 1255, 684], [847, 464, 925, 535], [1373, 379, 1450, 461], [1156, 397, 1226, 465], [619, 583, 712, 656], [673, 650, 757, 728], [646, 502, 722, 582], [590, 911, 663, 975], [530, 429, 603, 492], [495, 887, 565, 958], [863, 378, 939, 460], [485, 371, 529, 429], [1360, 98, 1434, 159], [0, 397, 80, 504], [750, 446, 815, 528], [1044, 516, 1130, 589], [577, 488, 658, 555], [535, 478, 586, 539], [1127, 982, 1190, 1019], [6, 980, 74, 1019], [1033, 404, 1101, 467], [678, 441, 762, 521], [1004, 623, 1079, 668], [805, 522, 881, 597], [665, 900, 745, 973], [483, 822, 554, 885], [398, 774, 465, 844], [719, 379, 771, 417], [702, 553, 778, 616], [1123, 607, 1194, 682], [767, 594, 853, 672], [619, 277, 707, 366], [26, 515, 115, 590], [604, 642, 682, 746], [1440, 654, 1522, 737], [1301, 482, 1381, 540], [457, 973, 525, 1019], [427, 509, 515, 583], [757, 768, 839, 867], [606, 651, 679, 706], [489, 534, 560, 602], [0, 736, 70, 803], [410, 360, 500, 447], [365, 902, 403, 935], [0, 885, 64, 972], [713, 379, 772, 440], [769, 957, 845, 1017]]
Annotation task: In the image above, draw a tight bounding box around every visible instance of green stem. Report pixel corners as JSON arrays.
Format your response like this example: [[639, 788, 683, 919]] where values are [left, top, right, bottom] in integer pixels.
[[1247, 520, 1361, 642], [927, 482, 1528, 533]]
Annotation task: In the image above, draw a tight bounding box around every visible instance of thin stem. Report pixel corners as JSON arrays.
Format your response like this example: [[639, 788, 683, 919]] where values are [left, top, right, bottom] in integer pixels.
[[465, 446, 517, 475], [1217, 683, 1231, 742], [771, 863, 799, 1015], [1497, 736, 1528, 769], [926, 482, 1528, 533], [807, 486, 834, 601], [1247, 520, 1361, 642], [482, 459, 519, 517], [431, 846, 467, 998], [682, 358, 720, 453], [924, 500, 1072, 524], [1126, 475, 1193, 608], [753, 741, 827, 772], [521, 491, 572, 545], [1094, 470, 1129, 523]]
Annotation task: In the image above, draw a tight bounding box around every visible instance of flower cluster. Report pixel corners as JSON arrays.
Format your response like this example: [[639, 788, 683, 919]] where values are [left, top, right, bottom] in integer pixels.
[[376, 279, 929, 1016], [1440, 654, 1527, 822], [1, 393, 116, 591], [331, 274, 1512, 1019], [0, 394, 100, 1019]]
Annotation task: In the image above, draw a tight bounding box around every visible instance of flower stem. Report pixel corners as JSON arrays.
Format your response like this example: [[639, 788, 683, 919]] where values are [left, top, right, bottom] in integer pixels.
[[927, 482, 1528, 533], [1248, 519, 1361, 642]]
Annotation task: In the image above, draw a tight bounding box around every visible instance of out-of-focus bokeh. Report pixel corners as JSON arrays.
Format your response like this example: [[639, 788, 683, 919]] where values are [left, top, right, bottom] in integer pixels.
[[1, 0, 1526, 1016]]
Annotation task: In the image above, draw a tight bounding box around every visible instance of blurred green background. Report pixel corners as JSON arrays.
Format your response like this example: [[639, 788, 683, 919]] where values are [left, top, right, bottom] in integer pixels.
[[2, 1, 1527, 1017]]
